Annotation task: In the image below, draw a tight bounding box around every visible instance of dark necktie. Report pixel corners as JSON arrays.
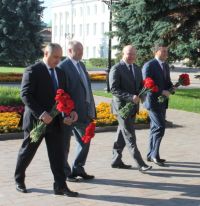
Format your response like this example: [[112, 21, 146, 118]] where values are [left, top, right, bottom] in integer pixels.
[[161, 63, 167, 79], [128, 64, 135, 79], [76, 62, 91, 103], [49, 68, 58, 91]]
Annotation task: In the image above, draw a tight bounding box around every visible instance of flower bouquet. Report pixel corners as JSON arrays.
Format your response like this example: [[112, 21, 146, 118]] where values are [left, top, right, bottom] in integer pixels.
[[119, 78, 158, 119], [30, 89, 75, 143], [158, 73, 190, 103], [81, 122, 96, 144]]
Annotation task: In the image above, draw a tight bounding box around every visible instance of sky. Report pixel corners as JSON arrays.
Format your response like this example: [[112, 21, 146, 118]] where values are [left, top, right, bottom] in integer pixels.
[[42, 0, 55, 24]]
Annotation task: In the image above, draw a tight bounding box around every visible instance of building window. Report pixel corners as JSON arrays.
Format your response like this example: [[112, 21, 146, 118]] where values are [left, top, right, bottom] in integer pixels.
[[54, 26, 57, 37], [60, 25, 63, 37], [66, 24, 69, 33], [101, 22, 105, 34], [86, 24, 90, 35], [94, 4, 97, 15], [100, 46, 104, 57], [73, 24, 75, 34], [80, 7, 83, 16], [87, 6, 90, 15], [79, 24, 82, 36], [86, 47, 89, 58], [93, 46, 96, 57], [101, 3, 105, 13], [73, 8, 76, 16], [93, 23, 96, 35], [54, 13, 57, 24]]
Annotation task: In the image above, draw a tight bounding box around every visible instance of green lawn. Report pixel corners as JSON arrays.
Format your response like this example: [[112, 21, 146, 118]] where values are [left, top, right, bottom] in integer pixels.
[[93, 89, 200, 114], [0, 67, 24, 73]]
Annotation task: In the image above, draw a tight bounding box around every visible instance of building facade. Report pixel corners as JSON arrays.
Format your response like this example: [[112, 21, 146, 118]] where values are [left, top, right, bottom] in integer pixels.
[[51, 0, 118, 58]]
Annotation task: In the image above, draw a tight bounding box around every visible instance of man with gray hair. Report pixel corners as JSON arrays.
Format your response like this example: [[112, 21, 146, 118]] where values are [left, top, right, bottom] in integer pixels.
[[59, 40, 96, 182], [14, 43, 78, 197]]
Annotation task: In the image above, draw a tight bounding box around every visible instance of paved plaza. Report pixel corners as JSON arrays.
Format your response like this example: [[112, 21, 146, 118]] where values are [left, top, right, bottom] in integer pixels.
[[0, 94, 200, 206]]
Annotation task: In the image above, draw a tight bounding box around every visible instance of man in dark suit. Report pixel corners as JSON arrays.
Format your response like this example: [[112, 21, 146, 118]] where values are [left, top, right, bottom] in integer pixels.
[[142, 43, 173, 166], [59, 40, 96, 181], [14, 43, 78, 197], [109, 45, 152, 172]]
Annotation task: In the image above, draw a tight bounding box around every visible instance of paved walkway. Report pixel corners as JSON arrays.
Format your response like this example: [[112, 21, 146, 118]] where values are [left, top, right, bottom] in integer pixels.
[[0, 96, 200, 206]]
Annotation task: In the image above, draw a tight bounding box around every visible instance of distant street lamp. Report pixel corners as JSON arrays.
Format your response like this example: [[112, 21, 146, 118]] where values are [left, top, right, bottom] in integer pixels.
[[100, 0, 119, 92]]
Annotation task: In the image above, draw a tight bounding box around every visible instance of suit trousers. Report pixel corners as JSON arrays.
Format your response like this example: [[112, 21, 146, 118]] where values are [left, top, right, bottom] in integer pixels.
[[15, 124, 66, 189], [71, 122, 91, 175], [147, 106, 166, 159], [112, 114, 146, 168]]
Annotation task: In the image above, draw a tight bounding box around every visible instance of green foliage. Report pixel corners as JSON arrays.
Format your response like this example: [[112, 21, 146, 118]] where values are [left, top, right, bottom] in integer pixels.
[[112, 0, 200, 67], [169, 88, 200, 113], [0, 0, 44, 66], [88, 58, 115, 68], [94, 89, 200, 114], [0, 87, 22, 105], [0, 66, 24, 73]]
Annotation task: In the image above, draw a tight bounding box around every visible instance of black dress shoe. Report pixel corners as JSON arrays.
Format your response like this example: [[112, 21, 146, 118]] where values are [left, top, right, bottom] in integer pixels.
[[54, 185, 78, 197], [147, 157, 166, 163], [151, 158, 165, 166], [66, 175, 79, 182], [111, 163, 132, 169], [72, 172, 95, 180], [139, 165, 152, 172], [16, 183, 27, 193], [158, 158, 166, 163]]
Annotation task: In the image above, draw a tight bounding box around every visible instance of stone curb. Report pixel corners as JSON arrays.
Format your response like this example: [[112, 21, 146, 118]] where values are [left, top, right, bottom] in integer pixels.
[[0, 121, 173, 140]]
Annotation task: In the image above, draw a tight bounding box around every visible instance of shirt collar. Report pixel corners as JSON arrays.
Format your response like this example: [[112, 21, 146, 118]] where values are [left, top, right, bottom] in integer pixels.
[[122, 60, 132, 68], [69, 57, 79, 65], [155, 57, 164, 65], [43, 59, 54, 70]]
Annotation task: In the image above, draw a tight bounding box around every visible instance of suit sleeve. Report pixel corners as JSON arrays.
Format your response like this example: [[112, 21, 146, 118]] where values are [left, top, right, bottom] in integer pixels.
[[109, 65, 133, 102], [20, 67, 44, 119]]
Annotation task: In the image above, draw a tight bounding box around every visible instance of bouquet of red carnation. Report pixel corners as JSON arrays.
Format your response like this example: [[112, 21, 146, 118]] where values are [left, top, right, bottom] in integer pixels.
[[81, 122, 96, 144], [158, 73, 190, 103], [119, 78, 158, 119], [30, 89, 75, 143]]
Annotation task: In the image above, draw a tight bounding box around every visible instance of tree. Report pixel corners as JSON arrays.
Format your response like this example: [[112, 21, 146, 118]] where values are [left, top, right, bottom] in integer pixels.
[[0, 0, 44, 66], [112, 0, 200, 67]]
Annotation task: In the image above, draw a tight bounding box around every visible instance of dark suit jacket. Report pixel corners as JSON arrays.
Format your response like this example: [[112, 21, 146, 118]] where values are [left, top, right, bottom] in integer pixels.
[[142, 58, 173, 110], [21, 61, 67, 131], [109, 60, 143, 115], [58, 58, 96, 123]]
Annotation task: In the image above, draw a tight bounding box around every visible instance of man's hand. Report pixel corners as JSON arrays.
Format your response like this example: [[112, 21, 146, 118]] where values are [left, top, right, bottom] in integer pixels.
[[162, 90, 171, 97], [132, 95, 140, 104], [70, 111, 78, 123], [40, 112, 53, 124], [63, 116, 73, 125], [63, 111, 78, 125]]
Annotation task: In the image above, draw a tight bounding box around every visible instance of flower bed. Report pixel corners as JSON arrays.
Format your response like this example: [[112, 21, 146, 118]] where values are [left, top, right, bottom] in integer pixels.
[[0, 72, 107, 83], [95, 102, 149, 127], [0, 112, 21, 133], [0, 72, 22, 83], [0, 102, 149, 134]]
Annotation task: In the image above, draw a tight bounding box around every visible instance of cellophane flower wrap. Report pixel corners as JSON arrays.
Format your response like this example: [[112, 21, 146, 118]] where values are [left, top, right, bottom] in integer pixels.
[[119, 78, 158, 119], [30, 89, 75, 143], [158, 73, 190, 103], [81, 122, 96, 144]]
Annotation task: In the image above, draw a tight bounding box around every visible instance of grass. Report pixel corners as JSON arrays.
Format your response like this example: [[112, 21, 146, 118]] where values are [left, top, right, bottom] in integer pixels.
[[93, 89, 200, 114], [169, 89, 200, 113], [0, 67, 24, 73], [0, 87, 22, 105]]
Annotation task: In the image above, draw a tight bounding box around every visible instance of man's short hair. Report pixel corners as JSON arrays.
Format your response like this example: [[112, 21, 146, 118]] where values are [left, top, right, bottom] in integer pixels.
[[44, 43, 62, 54], [152, 42, 168, 53]]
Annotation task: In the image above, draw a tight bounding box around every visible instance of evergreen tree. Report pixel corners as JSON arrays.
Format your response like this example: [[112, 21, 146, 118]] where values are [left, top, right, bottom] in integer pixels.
[[0, 0, 44, 66], [112, 0, 200, 67]]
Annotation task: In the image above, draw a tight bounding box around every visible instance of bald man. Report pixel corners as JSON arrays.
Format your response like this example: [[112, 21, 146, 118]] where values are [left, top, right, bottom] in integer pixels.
[[14, 43, 78, 197], [109, 45, 152, 172]]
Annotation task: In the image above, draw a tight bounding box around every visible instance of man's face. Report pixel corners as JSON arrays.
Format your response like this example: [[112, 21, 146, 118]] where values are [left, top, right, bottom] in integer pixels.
[[45, 48, 62, 68], [122, 47, 137, 64], [155, 47, 168, 61], [69, 44, 83, 61]]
